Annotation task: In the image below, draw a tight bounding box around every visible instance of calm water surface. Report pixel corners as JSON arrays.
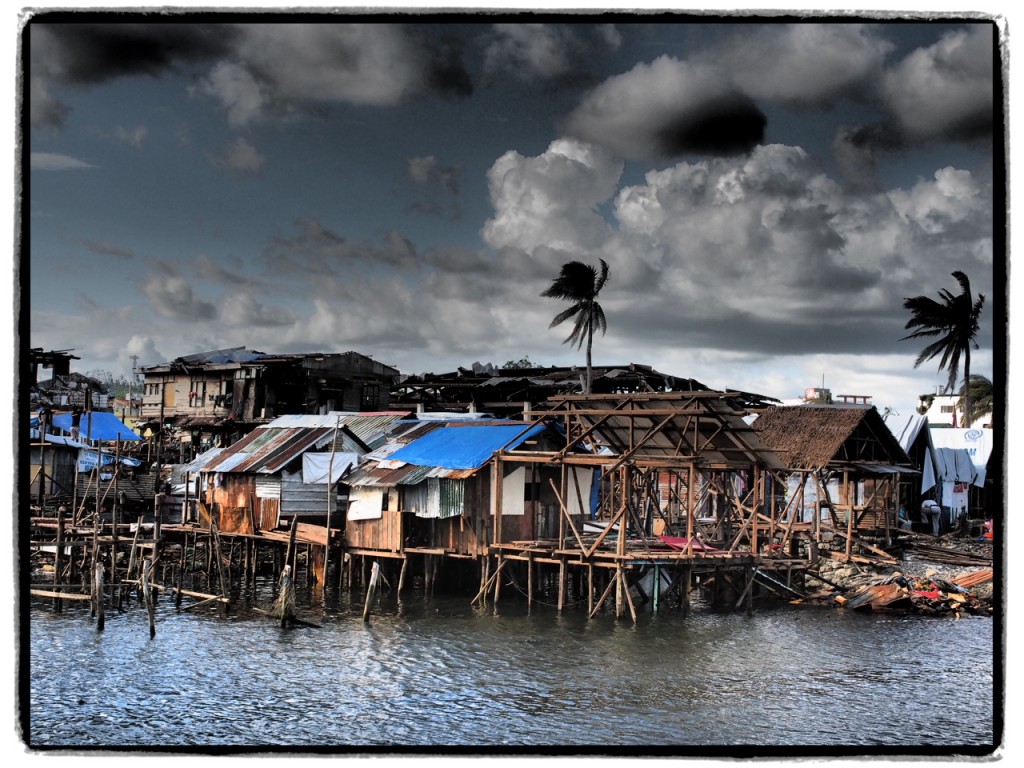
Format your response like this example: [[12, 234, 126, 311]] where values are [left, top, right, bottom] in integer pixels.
[[24, 581, 998, 753]]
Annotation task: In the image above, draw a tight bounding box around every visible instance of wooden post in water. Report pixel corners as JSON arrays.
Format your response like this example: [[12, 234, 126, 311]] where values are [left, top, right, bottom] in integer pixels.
[[587, 563, 594, 616], [285, 518, 298, 574], [493, 555, 503, 604], [397, 556, 408, 594], [527, 553, 533, 610], [362, 560, 380, 622], [273, 564, 295, 628], [53, 507, 65, 613], [652, 564, 660, 614], [142, 557, 156, 638], [93, 559, 105, 631], [682, 564, 692, 618], [557, 557, 566, 613]]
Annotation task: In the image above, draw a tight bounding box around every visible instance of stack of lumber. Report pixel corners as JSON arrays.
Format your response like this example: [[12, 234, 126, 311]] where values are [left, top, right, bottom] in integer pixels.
[[907, 541, 992, 567]]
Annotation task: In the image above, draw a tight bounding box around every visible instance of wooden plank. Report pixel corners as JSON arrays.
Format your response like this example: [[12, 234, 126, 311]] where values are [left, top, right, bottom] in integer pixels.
[[30, 589, 91, 601]]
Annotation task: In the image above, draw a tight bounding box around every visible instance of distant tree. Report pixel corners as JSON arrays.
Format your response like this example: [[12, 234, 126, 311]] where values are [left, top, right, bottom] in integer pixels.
[[503, 356, 534, 369], [901, 270, 985, 426], [541, 258, 609, 394], [84, 369, 131, 396], [916, 394, 935, 416], [956, 374, 994, 427]]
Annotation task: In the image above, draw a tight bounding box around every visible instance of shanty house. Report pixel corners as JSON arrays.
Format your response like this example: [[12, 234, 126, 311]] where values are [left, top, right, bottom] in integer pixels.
[[750, 405, 914, 536], [29, 411, 149, 513], [344, 420, 584, 557], [193, 412, 409, 535]]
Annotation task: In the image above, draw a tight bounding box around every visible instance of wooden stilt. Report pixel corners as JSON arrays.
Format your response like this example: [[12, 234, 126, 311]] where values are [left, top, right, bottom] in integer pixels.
[[94, 560, 105, 631], [53, 508, 65, 613], [527, 554, 534, 610], [398, 556, 408, 594], [682, 565, 691, 618], [587, 563, 594, 616], [142, 557, 156, 638], [493, 555, 503, 604], [557, 558, 566, 613], [362, 561, 380, 623]]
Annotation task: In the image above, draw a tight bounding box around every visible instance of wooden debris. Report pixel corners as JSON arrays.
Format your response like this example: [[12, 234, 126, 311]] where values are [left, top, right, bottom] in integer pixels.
[[834, 574, 990, 617], [907, 541, 992, 567], [952, 568, 994, 589]]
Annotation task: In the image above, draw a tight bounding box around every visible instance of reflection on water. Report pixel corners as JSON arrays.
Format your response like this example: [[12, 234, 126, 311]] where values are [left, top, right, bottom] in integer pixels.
[[25, 580, 997, 751]]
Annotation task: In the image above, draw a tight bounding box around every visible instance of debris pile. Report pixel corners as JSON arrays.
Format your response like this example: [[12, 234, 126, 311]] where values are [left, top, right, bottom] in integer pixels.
[[800, 539, 994, 617], [832, 573, 992, 617]]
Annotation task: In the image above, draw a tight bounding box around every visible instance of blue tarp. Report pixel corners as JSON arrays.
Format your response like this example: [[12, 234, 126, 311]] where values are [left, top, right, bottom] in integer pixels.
[[78, 450, 144, 472], [388, 424, 547, 470], [50, 412, 142, 441]]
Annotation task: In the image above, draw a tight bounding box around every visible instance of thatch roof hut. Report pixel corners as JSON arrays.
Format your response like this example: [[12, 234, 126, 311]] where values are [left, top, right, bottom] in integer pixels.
[[751, 405, 911, 472]]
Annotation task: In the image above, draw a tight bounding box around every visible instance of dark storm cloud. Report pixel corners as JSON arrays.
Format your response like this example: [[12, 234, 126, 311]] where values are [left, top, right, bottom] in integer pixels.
[[421, 33, 474, 99], [613, 299, 909, 359], [563, 56, 769, 160], [31, 23, 235, 85], [654, 95, 766, 157]]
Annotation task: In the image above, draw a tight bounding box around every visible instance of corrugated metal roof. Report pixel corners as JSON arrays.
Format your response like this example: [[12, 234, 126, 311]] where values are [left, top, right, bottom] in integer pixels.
[[182, 446, 225, 473], [346, 462, 477, 487], [261, 412, 411, 450], [387, 422, 546, 470], [200, 426, 337, 474]]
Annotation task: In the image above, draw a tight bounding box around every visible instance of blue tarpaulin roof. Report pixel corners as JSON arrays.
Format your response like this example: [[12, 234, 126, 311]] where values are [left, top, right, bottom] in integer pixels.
[[50, 412, 142, 441], [388, 423, 546, 470]]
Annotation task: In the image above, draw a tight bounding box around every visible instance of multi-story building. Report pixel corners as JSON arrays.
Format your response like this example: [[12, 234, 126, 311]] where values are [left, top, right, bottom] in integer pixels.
[[139, 348, 401, 450]]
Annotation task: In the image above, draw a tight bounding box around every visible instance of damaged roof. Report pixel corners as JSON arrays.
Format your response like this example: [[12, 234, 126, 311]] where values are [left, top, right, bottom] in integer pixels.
[[530, 392, 784, 470], [196, 420, 370, 475], [750, 405, 913, 472]]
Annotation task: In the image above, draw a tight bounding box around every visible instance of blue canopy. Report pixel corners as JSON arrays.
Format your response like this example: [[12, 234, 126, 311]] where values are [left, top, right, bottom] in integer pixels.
[[50, 412, 142, 441], [388, 423, 546, 470]]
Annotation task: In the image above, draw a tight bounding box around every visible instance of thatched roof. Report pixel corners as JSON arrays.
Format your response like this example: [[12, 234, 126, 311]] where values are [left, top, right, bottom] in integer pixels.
[[751, 405, 912, 472]]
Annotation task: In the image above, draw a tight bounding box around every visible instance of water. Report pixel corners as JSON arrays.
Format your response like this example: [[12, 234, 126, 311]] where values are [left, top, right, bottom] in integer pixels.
[[23, 583, 998, 753]]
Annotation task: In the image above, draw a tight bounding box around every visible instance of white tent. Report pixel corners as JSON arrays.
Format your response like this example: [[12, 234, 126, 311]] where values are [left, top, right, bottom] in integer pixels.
[[929, 428, 993, 486]]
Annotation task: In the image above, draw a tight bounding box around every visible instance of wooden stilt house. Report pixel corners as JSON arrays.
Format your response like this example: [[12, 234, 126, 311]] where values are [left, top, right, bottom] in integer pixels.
[[750, 405, 914, 552]]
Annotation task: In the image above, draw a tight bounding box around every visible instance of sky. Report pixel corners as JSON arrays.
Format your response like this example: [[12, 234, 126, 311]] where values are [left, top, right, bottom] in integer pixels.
[[20, 11, 1003, 420]]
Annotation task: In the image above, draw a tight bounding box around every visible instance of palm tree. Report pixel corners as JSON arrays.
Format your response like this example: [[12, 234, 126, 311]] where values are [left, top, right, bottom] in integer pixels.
[[902, 270, 985, 425], [541, 258, 609, 394], [956, 374, 994, 427]]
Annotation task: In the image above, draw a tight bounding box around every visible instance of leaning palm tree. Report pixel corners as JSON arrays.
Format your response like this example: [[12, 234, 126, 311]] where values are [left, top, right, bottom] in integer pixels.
[[541, 258, 609, 394], [956, 374, 994, 427], [901, 270, 985, 425]]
